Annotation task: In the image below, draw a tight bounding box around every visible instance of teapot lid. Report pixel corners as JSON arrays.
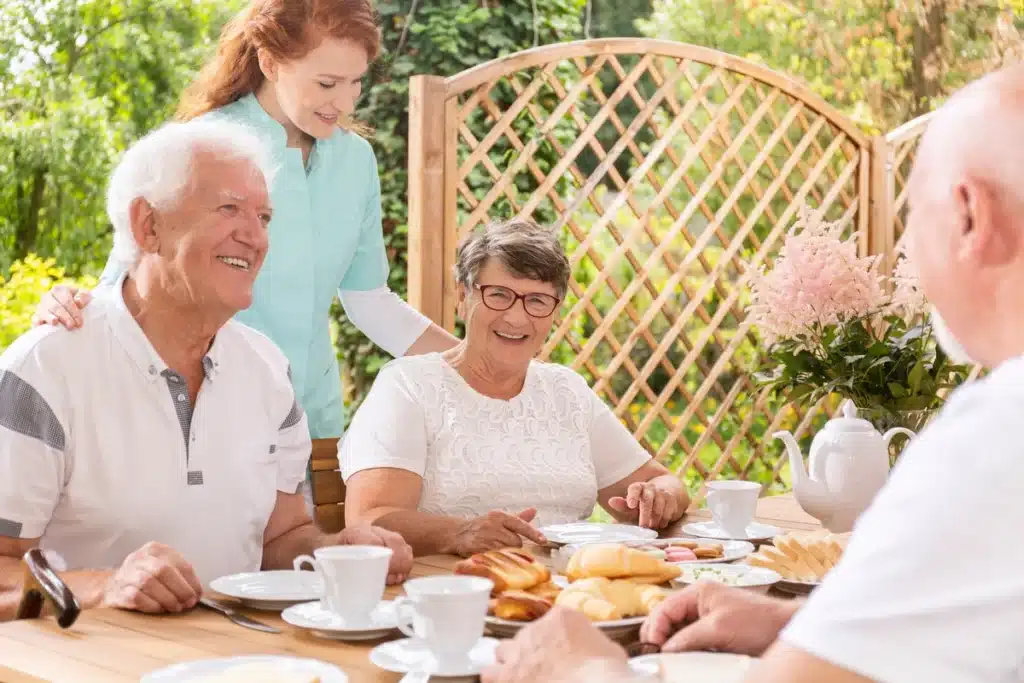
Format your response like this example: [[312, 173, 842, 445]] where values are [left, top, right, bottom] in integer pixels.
[[825, 400, 877, 433]]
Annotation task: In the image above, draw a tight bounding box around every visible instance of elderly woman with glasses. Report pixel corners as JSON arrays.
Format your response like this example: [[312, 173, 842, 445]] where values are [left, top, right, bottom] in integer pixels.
[[341, 219, 689, 557]]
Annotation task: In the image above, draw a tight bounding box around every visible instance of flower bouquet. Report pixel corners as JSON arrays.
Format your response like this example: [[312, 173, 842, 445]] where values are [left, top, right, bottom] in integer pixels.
[[748, 207, 971, 436]]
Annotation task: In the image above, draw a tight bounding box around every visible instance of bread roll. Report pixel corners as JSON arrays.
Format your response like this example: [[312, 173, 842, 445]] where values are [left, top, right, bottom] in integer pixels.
[[492, 590, 553, 621], [454, 548, 551, 594], [555, 587, 621, 621], [566, 544, 681, 584]]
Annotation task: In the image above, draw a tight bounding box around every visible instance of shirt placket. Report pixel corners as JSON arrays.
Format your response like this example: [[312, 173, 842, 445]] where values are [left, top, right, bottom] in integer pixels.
[[159, 367, 207, 486]]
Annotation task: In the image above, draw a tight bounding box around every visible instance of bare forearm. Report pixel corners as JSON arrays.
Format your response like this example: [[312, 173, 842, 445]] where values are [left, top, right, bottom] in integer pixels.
[[262, 523, 333, 570], [360, 508, 464, 556], [405, 324, 459, 356]]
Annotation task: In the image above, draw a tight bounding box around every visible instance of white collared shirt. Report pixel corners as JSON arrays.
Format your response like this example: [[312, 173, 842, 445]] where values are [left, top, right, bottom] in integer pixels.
[[0, 275, 310, 585], [782, 357, 1024, 683]]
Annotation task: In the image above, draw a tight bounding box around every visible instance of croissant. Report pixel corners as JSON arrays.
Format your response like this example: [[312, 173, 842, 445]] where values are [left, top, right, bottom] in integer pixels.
[[454, 548, 551, 594], [555, 587, 621, 621], [526, 581, 562, 602], [492, 590, 554, 621], [566, 543, 681, 584]]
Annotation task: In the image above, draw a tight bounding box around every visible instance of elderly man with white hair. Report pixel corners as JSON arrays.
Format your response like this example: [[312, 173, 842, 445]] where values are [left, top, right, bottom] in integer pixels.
[[0, 120, 412, 619], [483, 62, 1024, 683]]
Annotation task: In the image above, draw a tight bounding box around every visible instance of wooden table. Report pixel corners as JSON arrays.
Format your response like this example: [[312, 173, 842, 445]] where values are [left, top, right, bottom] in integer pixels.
[[0, 495, 819, 683]]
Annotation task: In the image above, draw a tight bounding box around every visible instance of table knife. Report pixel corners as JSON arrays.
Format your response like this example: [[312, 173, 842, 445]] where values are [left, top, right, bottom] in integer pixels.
[[198, 597, 281, 634]]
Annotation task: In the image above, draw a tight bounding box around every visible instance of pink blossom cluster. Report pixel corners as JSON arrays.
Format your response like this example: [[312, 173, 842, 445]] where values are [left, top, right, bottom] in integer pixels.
[[749, 207, 888, 345], [888, 241, 927, 321]]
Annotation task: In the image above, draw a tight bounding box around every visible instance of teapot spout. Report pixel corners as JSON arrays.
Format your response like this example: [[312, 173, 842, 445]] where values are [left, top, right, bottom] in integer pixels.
[[773, 430, 832, 515]]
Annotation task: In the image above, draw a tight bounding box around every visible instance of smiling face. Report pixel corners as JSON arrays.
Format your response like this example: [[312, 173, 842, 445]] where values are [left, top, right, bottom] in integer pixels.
[[459, 259, 562, 371], [261, 37, 368, 139], [137, 151, 271, 315]]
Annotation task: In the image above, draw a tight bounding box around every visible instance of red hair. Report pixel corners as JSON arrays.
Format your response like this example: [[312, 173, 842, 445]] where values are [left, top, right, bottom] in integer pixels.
[[177, 0, 380, 126]]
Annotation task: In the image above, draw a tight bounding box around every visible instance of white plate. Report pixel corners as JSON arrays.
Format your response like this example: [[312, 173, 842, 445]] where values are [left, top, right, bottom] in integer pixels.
[[680, 521, 782, 543], [142, 655, 348, 682], [623, 538, 755, 565], [672, 563, 781, 594], [281, 600, 399, 641], [486, 614, 646, 644], [628, 652, 756, 681], [774, 577, 820, 595], [209, 571, 322, 611], [540, 523, 659, 546], [369, 636, 499, 678]]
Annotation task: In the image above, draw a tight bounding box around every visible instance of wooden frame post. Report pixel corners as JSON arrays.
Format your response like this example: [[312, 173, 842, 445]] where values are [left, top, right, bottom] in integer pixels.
[[407, 75, 448, 326], [869, 135, 895, 277]]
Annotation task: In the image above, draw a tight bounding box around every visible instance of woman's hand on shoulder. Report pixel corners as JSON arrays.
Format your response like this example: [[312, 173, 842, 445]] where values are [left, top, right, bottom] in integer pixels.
[[32, 285, 92, 329], [446, 508, 548, 557]]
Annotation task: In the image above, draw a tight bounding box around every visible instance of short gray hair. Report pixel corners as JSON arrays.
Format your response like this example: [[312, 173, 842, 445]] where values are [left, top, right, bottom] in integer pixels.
[[106, 119, 276, 265], [454, 219, 571, 298]]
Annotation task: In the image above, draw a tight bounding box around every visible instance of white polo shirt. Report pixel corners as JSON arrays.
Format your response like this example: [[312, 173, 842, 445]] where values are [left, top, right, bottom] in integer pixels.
[[0, 275, 310, 585], [782, 356, 1024, 683]]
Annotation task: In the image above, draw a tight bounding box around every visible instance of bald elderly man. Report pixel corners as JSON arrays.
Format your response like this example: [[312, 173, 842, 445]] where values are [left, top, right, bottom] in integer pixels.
[[483, 63, 1024, 683], [0, 120, 412, 619]]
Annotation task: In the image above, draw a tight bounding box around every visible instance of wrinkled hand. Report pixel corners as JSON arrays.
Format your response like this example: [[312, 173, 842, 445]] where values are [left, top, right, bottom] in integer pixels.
[[448, 508, 548, 557], [481, 606, 630, 683], [608, 481, 681, 529], [336, 525, 414, 585], [102, 542, 203, 614], [640, 581, 799, 656], [31, 285, 91, 329]]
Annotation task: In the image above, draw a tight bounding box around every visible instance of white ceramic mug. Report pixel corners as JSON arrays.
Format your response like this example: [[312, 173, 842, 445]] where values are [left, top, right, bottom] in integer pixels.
[[394, 576, 493, 666], [292, 545, 392, 624], [706, 480, 761, 538]]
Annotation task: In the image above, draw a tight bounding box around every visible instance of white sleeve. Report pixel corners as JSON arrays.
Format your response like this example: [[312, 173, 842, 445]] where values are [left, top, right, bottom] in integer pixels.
[[340, 364, 429, 482], [339, 286, 432, 357], [0, 338, 69, 539], [781, 383, 1024, 683], [275, 388, 311, 494], [570, 370, 651, 489]]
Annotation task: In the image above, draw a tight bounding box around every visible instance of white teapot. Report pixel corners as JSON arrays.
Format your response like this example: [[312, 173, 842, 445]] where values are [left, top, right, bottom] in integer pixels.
[[774, 400, 915, 533]]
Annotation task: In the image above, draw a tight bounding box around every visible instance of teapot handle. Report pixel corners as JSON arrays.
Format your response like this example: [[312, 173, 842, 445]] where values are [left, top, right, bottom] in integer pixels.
[[883, 427, 916, 447]]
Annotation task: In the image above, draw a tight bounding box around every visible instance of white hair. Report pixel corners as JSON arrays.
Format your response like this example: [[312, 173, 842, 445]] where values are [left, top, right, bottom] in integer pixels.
[[106, 119, 277, 265]]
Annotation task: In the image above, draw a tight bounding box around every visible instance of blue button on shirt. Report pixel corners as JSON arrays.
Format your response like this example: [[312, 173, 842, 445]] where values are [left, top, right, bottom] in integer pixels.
[[99, 94, 389, 438]]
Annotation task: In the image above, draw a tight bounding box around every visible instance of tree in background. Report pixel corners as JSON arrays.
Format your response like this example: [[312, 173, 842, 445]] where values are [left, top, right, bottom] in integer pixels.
[[0, 0, 238, 273], [640, 0, 1024, 132]]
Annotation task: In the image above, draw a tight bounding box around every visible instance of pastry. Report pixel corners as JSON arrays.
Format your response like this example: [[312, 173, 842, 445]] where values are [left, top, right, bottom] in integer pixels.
[[492, 590, 554, 621], [555, 586, 621, 621], [454, 548, 551, 593], [566, 543, 681, 584], [556, 577, 666, 620], [526, 581, 562, 602], [745, 531, 847, 582]]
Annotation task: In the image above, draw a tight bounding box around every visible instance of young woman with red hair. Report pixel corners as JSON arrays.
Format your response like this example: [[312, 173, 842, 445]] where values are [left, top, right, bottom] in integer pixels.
[[34, 0, 458, 449]]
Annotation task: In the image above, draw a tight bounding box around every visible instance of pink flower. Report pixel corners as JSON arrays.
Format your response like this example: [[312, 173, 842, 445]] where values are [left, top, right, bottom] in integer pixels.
[[749, 206, 887, 345], [889, 241, 927, 321]]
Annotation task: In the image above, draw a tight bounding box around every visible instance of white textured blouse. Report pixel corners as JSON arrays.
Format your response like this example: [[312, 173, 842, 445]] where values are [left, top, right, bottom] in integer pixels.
[[340, 353, 652, 527]]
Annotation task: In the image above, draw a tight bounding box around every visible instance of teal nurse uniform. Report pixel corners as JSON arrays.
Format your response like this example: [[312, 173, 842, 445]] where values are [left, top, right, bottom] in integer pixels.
[[99, 94, 389, 439]]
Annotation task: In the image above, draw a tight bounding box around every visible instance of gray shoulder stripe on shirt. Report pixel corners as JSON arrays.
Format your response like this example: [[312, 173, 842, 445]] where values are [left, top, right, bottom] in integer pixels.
[[0, 517, 23, 537], [0, 370, 66, 451], [280, 398, 304, 430]]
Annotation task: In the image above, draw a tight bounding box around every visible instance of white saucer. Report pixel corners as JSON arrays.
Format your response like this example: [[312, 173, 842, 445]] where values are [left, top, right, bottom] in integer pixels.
[[282, 600, 399, 641], [209, 570, 322, 611], [369, 637, 499, 678], [142, 655, 348, 682], [539, 522, 659, 546], [680, 521, 782, 543]]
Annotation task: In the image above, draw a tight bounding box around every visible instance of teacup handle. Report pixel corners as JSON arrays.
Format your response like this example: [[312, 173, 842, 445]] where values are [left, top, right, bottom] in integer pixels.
[[292, 554, 319, 573], [392, 596, 418, 639]]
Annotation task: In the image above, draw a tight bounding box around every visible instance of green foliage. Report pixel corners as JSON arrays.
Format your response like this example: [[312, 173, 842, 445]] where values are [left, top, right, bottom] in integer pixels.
[[755, 316, 971, 430], [0, 0, 240, 274], [0, 255, 98, 351]]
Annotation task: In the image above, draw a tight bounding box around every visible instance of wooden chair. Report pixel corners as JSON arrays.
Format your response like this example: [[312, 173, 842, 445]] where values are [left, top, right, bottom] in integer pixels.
[[310, 438, 346, 533]]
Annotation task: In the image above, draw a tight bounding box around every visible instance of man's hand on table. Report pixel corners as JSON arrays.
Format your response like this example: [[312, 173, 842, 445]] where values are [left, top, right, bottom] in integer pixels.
[[640, 581, 801, 656], [481, 606, 631, 683], [334, 525, 414, 585], [102, 542, 202, 613]]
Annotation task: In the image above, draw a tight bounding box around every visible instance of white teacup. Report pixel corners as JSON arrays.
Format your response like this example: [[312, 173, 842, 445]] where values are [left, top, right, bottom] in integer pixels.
[[706, 480, 761, 538], [394, 575, 493, 667], [292, 545, 392, 624]]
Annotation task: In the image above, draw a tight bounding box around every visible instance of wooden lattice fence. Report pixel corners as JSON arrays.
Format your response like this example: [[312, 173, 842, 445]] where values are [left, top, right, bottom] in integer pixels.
[[407, 39, 934, 495]]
